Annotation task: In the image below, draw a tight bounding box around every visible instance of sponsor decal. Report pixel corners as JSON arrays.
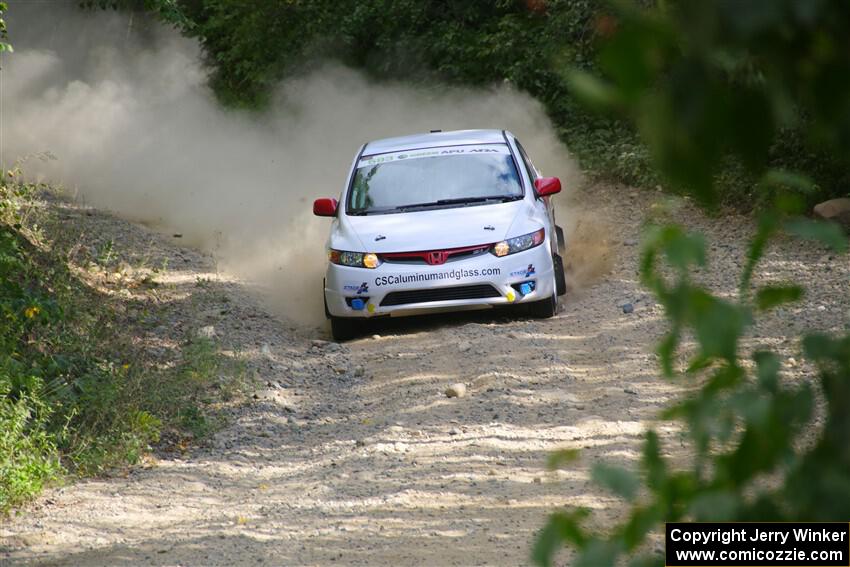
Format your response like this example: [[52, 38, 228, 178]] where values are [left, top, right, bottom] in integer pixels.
[[342, 281, 370, 295], [375, 267, 501, 286], [358, 144, 509, 168], [510, 264, 536, 278]]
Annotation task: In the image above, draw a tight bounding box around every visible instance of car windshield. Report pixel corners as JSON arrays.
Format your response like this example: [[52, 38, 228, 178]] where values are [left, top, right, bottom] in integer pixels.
[[347, 144, 523, 215]]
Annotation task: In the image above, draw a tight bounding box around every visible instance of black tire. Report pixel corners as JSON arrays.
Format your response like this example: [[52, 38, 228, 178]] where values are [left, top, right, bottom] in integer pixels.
[[323, 280, 331, 318], [555, 225, 566, 255], [528, 294, 556, 318], [330, 316, 360, 342], [528, 275, 557, 318], [554, 254, 567, 296]]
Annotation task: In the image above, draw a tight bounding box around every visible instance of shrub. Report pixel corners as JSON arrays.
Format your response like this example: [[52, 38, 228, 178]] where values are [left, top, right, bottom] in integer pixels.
[[0, 164, 241, 510]]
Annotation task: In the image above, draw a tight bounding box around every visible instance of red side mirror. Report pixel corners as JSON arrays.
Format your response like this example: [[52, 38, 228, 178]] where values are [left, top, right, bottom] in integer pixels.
[[534, 177, 561, 197], [313, 198, 338, 217]]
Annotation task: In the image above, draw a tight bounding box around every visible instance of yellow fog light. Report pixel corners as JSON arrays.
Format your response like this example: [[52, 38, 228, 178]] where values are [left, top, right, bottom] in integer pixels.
[[363, 253, 380, 269], [367, 303, 376, 313], [506, 290, 516, 302], [493, 241, 510, 257]]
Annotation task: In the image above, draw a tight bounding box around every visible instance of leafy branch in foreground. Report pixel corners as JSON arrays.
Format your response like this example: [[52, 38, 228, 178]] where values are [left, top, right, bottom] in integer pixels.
[[535, 208, 848, 567], [535, 0, 850, 564]]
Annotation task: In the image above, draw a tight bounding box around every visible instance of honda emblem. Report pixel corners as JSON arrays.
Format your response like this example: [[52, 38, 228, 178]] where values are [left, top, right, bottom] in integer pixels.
[[426, 251, 449, 265]]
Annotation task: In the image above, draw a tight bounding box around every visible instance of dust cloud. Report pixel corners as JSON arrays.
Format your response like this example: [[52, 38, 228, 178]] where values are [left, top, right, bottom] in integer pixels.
[[1, 3, 603, 326]]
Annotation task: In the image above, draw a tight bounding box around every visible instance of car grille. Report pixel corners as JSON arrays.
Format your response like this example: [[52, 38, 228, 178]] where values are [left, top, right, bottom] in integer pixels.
[[380, 244, 492, 265], [380, 284, 502, 307]]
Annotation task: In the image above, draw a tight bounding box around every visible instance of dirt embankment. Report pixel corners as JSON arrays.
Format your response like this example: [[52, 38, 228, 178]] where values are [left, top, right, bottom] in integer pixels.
[[2, 183, 847, 566]]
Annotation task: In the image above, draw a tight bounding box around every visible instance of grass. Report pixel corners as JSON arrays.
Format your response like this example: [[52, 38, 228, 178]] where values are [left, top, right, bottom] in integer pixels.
[[0, 165, 245, 512]]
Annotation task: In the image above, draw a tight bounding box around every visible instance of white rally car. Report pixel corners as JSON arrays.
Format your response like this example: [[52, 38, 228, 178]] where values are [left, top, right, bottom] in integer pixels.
[[314, 129, 567, 340]]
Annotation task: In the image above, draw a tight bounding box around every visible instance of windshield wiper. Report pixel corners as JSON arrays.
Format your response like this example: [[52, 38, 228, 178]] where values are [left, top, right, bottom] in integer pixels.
[[397, 195, 520, 211], [350, 195, 521, 215], [348, 206, 399, 216]]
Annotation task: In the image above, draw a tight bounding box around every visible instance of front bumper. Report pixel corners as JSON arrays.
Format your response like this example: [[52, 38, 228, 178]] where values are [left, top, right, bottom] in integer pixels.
[[324, 244, 555, 319]]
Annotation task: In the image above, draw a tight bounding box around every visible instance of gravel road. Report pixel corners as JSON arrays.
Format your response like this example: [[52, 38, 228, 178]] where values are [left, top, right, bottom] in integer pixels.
[[2, 183, 846, 566]]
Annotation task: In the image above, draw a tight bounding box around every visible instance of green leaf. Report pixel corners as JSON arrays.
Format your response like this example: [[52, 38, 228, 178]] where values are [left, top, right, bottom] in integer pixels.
[[688, 490, 739, 521], [662, 228, 706, 271], [642, 430, 666, 491], [592, 463, 640, 501], [755, 285, 803, 310], [762, 169, 817, 195], [575, 539, 623, 567], [532, 517, 564, 567], [657, 331, 678, 377], [532, 510, 589, 566], [802, 333, 835, 360], [689, 291, 750, 362], [686, 354, 713, 374], [785, 218, 848, 253], [546, 448, 579, 470], [740, 212, 779, 296], [619, 505, 661, 550], [564, 69, 622, 110], [753, 351, 780, 391]]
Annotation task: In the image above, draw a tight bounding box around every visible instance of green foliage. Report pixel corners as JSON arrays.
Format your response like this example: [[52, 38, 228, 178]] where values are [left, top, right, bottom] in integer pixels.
[[0, 166, 240, 511], [535, 1, 850, 564], [0, 1, 12, 54], [80, 0, 191, 28], [538, 220, 848, 566], [568, 0, 850, 208], [0, 395, 61, 509], [146, 335, 242, 440]]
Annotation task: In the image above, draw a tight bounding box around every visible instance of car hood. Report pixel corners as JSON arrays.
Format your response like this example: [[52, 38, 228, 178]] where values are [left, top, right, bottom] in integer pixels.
[[342, 200, 529, 253]]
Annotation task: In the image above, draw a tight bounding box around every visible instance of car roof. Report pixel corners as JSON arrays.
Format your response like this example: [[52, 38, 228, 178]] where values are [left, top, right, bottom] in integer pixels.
[[362, 129, 509, 156]]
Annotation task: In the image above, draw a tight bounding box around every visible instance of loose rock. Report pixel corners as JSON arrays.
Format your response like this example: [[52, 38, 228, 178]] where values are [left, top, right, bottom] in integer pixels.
[[813, 198, 850, 229], [197, 325, 217, 339], [445, 383, 467, 398]]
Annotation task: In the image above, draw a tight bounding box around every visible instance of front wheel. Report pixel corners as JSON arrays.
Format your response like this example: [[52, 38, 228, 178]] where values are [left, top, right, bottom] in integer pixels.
[[527, 270, 557, 319], [554, 254, 567, 296], [330, 316, 361, 342], [527, 294, 556, 318]]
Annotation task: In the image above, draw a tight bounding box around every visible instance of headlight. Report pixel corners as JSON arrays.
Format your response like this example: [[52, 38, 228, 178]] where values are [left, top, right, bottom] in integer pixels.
[[491, 228, 545, 257], [328, 249, 381, 269]]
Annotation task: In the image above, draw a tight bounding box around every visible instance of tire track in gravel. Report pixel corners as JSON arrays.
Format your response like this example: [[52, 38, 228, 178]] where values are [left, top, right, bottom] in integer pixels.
[[2, 183, 846, 566]]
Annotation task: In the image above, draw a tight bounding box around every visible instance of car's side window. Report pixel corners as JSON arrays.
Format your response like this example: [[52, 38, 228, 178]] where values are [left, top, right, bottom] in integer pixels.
[[514, 140, 540, 180]]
